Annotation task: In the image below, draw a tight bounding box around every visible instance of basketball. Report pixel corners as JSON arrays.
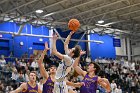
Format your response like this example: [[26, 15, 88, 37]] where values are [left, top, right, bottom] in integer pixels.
[[68, 19, 80, 32]]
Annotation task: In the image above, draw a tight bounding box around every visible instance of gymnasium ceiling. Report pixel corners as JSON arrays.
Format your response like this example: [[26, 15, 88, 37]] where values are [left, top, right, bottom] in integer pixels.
[[0, 0, 140, 38]]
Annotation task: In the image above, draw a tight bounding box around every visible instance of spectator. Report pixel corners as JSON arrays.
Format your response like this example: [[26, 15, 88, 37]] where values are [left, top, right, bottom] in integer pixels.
[[7, 62, 13, 72], [111, 80, 117, 93], [29, 54, 35, 64], [16, 72, 25, 83], [130, 78, 137, 93], [0, 55, 6, 67], [85, 55, 91, 63], [114, 85, 122, 93], [31, 59, 38, 70], [11, 68, 18, 81], [24, 70, 29, 82], [130, 62, 136, 72], [124, 60, 129, 68], [20, 59, 26, 67], [38, 77, 43, 91]]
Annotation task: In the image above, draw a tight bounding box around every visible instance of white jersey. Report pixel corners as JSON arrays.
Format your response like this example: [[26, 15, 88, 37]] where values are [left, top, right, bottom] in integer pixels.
[[54, 81, 68, 93], [55, 55, 74, 79]]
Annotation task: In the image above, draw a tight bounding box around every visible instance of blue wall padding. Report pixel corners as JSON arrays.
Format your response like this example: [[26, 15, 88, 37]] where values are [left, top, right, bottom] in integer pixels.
[[90, 34, 116, 60], [0, 22, 49, 57]]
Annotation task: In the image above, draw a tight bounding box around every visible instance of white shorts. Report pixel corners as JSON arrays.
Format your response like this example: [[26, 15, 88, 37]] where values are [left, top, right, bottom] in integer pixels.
[[53, 81, 68, 93]]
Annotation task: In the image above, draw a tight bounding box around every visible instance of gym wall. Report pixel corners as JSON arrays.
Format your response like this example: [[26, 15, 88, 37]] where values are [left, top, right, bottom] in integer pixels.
[[90, 33, 116, 60], [0, 22, 49, 57], [0, 22, 116, 60]]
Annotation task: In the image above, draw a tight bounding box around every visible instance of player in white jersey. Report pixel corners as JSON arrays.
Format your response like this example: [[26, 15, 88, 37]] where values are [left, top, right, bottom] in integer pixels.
[[52, 32, 81, 93]]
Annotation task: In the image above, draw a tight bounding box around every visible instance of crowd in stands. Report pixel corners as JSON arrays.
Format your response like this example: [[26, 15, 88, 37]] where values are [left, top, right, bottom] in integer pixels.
[[0, 54, 140, 93], [94, 58, 140, 93]]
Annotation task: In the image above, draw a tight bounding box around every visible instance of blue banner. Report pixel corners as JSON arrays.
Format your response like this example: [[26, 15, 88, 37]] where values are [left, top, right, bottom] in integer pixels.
[[113, 38, 121, 47]]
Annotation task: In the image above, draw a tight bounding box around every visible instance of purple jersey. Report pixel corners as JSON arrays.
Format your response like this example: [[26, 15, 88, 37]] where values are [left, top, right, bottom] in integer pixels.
[[80, 74, 98, 93], [21, 82, 38, 93], [43, 76, 54, 93]]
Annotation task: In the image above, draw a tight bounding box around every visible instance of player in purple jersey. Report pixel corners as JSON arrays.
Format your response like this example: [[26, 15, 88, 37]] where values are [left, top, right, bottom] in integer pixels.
[[38, 42, 84, 93], [73, 57, 111, 93], [37, 42, 56, 93], [10, 71, 42, 93]]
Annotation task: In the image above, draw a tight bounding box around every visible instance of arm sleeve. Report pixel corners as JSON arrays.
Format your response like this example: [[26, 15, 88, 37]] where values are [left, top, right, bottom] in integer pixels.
[[63, 55, 73, 66]]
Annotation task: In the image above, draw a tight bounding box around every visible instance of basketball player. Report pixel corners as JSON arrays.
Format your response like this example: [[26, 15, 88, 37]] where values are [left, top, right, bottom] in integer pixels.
[[10, 71, 42, 93], [38, 42, 84, 93], [37, 42, 56, 93], [73, 57, 111, 93], [52, 32, 83, 93]]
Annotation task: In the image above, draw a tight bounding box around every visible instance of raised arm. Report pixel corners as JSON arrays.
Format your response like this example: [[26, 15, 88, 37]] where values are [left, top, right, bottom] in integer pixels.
[[37, 42, 49, 79], [98, 77, 111, 92], [64, 32, 74, 54], [73, 51, 87, 77], [52, 34, 64, 59], [10, 83, 27, 93]]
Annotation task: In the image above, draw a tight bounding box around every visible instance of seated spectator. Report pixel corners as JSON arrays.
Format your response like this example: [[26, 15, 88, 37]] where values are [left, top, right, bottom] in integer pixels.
[[24, 70, 29, 82], [111, 80, 117, 93], [124, 60, 129, 68], [26, 62, 31, 71], [20, 59, 26, 67], [0, 55, 6, 67], [38, 77, 43, 91], [16, 72, 25, 83], [11, 68, 18, 81], [95, 58, 99, 63], [29, 54, 35, 64], [130, 62, 136, 72], [130, 78, 137, 93], [85, 55, 91, 63], [118, 86, 122, 93], [31, 59, 38, 70], [7, 62, 13, 72], [2, 64, 11, 79]]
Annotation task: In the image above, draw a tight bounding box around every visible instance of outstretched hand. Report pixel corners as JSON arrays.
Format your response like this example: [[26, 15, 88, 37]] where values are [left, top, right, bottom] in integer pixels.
[[70, 31, 74, 35], [80, 50, 86, 56], [45, 42, 50, 50]]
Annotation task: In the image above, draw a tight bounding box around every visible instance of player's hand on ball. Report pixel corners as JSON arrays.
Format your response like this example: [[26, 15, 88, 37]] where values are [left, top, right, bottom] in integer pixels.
[[70, 31, 74, 35]]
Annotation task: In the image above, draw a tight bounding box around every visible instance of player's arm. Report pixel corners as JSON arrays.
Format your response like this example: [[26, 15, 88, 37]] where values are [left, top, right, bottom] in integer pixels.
[[64, 32, 74, 54], [73, 51, 87, 77], [98, 77, 111, 92], [10, 83, 27, 93], [52, 34, 64, 59], [37, 42, 49, 79], [69, 89, 76, 93], [66, 81, 84, 88]]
